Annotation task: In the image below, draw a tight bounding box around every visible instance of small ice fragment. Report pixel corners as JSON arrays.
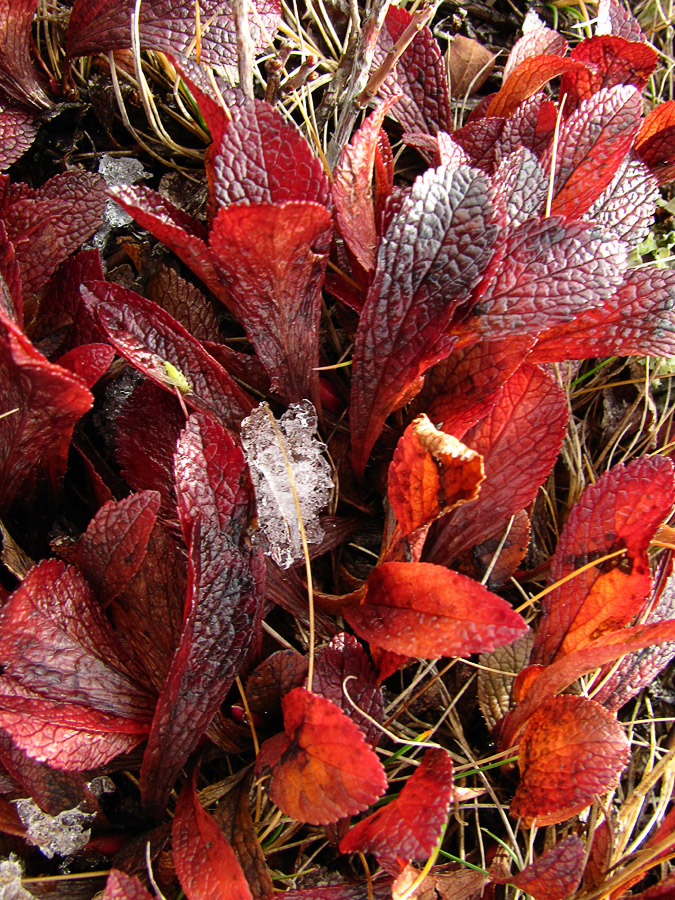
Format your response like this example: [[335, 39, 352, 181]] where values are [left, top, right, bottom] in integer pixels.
[[241, 401, 333, 569], [0, 855, 36, 900], [14, 799, 95, 859], [87, 775, 116, 797], [92, 153, 150, 248]]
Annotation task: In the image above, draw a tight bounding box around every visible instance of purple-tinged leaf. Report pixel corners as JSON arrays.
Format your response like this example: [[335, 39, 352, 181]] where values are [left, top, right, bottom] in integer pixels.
[[102, 870, 155, 900], [451, 117, 505, 172], [540, 86, 643, 218], [333, 97, 399, 274], [350, 164, 501, 475], [209, 201, 332, 406], [371, 5, 451, 136], [503, 20, 568, 82], [0, 0, 51, 110], [531, 456, 675, 666], [245, 649, 309, 726], [66, 0, 281, 69], [460, 216, 627, 339], [492, 148, 547, 228], [559, 36, 656, 111], [425, 365, 568, 566], [494, 93, 557, 161], [82, 280, 254, 430], [0, 308, 92, 512], [584, 157, 659, 246], [529, 266, 675, 362], [72, 491, 161, 607], [0, 104, 38, 170], [597, 0, 646, 42], [213, 99, 331, 208], [140, 411, 265, 816], [437, 132, 470, 167], [313, 633, 384, 747]]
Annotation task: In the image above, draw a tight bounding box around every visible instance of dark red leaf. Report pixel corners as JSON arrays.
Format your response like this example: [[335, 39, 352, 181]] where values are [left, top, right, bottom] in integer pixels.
[[245, 649, 309, 725], [494, 93, 558, 160], [492, 834, 584, 900], [313, 633, 384, 747], [559, 36, 656, 110], [212, 99, 331, 208], [530, 266, 675, 361], [388, 415, 484, 537], [55, 343, 114, 388], [0, 308, 92, 512], [102, 870, 155, 900], [82, 280, 254, 430], [140, 411, 264, 816], [32, 248, 104, 351], [350, 165, 500, 475], [425, 365, 568, 566], [72, 491, 161, 607], [173, 774, 252, 900], [255, 687, 387, 825], [147, 266, 220, 342], [460, 217, 627, 339], [345, 561, 528, 658], [0, 559, 154, 767], [635, 100, 675, 184], [487, 56, 587, 118], [66, 0, 280, 70], [0, 171, 106, 306], [209, 201, 332, 406], [539, 86, 643, 218], [371, 6, 451, 136], [451, 117, 505, 172], [0, 0, 51, 110], [502, 20, 568, 82], [333, 96, 399, 273], [531, 457, 674, 665], [0, 104, 38, 170], [510, 695, 630, 826], [340, 748, 454, 867]]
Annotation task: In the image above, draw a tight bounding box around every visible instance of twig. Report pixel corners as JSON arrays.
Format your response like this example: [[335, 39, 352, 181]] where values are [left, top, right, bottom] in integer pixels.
[[233, 0, 255, 100]]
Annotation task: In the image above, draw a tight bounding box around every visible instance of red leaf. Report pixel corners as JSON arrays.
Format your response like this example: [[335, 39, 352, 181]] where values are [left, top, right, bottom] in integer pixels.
[[492, 834, 584, 900], [147, 266, 220, 342], [0, 104, 38, 170], [0, 309, 92, 512], [451, 117, 505, 172], [345, 561, 528, 658], [371, 6, 451, 136], [559, 36, 656, 110], [333, 97, 399, 273], [245, 649, 309, 725], [0, 171, 106, 305], [487, 56, 587, 118], [530, 266, 675, 361], [540, 86, 643, 218], [502, 22, 568, 82], [212, 99, 330, 209], [531, 456, 675, 665], [495, 93, 558, 160], [340, 748, 453, 868], [209, 201, 332, 406], [461, 217, 627, 338], [55, 343, 114, 388], [350, 165, 500, 475], [0, 0, 51, 110], [635, 100, 675, 184], [173, 775, 252, 900], [510, 695, 630, 826], [0, 560, 154, 767], [388, 415, 484, 537], [82, 280, 254, 430], [66, 0, 280, 70], [102, 870, 155, 900], [313, 633, 384, 747], [425, 365, 568, 566], [141, 412, 264, 816], [72, 491, 162, 607], [255, 687, 387, 825]]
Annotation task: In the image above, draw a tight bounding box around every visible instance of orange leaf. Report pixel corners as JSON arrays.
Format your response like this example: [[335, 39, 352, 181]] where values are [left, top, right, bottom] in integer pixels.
[[255, 687, 387, 825], [345, 561, 528, 658], [487, 56, 586, 118], [173, 775, 252, 900], [388, 414, 484, 538], [510, 695, 629, 826]]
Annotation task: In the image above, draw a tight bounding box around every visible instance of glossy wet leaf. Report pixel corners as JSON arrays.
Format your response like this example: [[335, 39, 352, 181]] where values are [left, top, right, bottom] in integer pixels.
[[345, 561, 528, 658], [255, 687, 387, 825], [511, 695, 630, 826], [340, 748, 453, 867], [531, 456, 675, 665]]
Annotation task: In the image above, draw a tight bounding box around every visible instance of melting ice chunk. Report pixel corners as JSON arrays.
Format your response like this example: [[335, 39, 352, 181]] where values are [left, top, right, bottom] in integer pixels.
[[0, 855, 35, 900], [241, 401, 333, 569], [14, 799, 94, 859]]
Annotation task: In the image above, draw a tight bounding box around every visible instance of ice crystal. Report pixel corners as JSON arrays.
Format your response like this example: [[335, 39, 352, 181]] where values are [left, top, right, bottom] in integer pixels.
[[0, 856, 35, 900], [92, 153, 150, 248], [241, 401, 333, 568], [14, 799, 95, 859]]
